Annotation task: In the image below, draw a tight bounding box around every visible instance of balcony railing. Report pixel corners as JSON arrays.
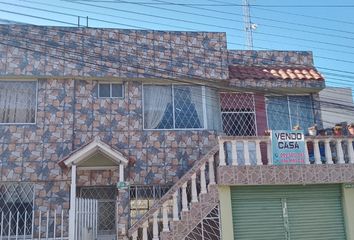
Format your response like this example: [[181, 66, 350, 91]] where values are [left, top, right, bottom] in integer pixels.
[[219, 136, 354, 166]]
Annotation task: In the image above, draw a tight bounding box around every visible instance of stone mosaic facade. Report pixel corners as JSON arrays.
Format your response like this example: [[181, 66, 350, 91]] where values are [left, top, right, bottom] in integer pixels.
[[0, 24, 329, 239], [0, 25, 228, 80], [228, 50, 314, 66], [0, 78, 219, 238], [0, 78, 219, 195], [218, 164, 354, 185]]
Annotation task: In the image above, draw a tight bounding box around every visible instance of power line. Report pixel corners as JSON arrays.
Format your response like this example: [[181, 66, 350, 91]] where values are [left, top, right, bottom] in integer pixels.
[[57, 1, 354, 8], [1, 17, 354, 87], [0, 27, 353, 127], [1, 25, 353, 106], [17, 0, 354, 60], [253, 6, 354, 26], [209, 0, 354, 29], [58, 0, 354, 51], [150, 0, 354, 39], [11, 0, 354, 61], [8, 0, 354, 64]]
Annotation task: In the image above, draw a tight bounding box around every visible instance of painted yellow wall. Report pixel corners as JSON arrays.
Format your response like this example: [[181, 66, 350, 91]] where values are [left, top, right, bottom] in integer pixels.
[[343, 184, 354, 240], [219, 186, 234, 240]]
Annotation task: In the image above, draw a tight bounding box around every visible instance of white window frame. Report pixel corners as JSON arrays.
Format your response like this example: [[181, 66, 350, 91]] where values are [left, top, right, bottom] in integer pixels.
[[0, 80, 38, 125], [142, 83, 207, 130], [265, 94, 314, 130], [98, 82, 124, 99], [219, 92, 258, 136]]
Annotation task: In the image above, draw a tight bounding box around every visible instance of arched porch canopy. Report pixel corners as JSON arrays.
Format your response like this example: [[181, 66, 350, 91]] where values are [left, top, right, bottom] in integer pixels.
[[59, 137, 129, 240]]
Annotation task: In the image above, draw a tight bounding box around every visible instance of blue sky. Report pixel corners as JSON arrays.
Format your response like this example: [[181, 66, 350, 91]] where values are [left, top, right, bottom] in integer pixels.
[[1, 0, 354, 93]]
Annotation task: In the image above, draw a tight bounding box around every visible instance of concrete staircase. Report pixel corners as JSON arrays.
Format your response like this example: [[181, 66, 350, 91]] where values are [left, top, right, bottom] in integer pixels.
[[128, 146, 220, 240]]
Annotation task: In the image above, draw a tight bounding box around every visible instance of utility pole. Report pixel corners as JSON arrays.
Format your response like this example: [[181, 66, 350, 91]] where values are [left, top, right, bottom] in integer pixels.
[[243, 0, 254, 50]]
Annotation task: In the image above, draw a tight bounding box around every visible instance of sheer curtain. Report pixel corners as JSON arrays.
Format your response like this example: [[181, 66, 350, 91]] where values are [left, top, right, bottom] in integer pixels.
[[189, 86, 204, 128], [143, 85, 171, 129], [0, 81, 36, 123], [205, 87, 222, 131]]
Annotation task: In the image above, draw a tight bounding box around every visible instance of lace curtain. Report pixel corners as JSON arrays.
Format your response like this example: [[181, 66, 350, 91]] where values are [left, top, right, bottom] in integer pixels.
[[143, 85, 172, 129], [0, 81, 36, 123]]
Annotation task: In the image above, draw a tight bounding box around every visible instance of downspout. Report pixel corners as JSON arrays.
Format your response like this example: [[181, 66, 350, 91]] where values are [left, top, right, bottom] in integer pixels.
[[71, 79, 77, 151]]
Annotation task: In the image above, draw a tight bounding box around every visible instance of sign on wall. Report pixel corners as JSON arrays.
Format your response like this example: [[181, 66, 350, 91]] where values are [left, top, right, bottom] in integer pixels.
[[271, 130, 306, 165]]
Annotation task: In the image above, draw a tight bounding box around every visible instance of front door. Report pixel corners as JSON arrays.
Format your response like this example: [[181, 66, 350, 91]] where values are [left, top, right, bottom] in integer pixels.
[[78, 186, 117, 240]]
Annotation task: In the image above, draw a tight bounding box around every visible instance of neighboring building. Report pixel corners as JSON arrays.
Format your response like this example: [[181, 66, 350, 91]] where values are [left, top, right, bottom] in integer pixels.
[[0, 24, 353, 240], [319, 87, 354, 129]]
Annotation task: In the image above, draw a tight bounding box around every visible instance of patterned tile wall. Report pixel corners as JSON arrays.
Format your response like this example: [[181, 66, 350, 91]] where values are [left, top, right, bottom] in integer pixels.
[[218, 164, 354, 185], [0, 25, 228, 80], [228, 50, 314, 66], [0, 79, 218, 210]]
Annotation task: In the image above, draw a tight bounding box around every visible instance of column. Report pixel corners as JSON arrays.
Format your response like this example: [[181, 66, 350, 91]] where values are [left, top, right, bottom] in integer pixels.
[[336, 139, 345, 164], [231, 141, 238, 166], [243, 140, 250, 165], [172, 192, 179, 221], [208, 156, 216, 186], [69, 164, 76, 240], [181, 183, 188, 212], [314, 139, 321, 164], [152, 211, 159, 240], [256, 140, 262, 165], [162, 203, 169, 232], [325, 139, 333, 164], [200, 164, 207, 195], [219, 140, 226, 166]]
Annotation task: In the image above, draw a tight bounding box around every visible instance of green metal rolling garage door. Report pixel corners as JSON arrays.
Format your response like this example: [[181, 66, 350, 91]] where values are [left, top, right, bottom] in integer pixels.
[[231, 185, 346, 240]]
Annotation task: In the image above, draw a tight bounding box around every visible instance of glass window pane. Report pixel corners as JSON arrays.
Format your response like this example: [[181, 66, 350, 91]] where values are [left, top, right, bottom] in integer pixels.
[[0, 81, 36, 123], [174, 85, 203, 129], [289, 96, 314, 133], [206, 87, 222, 131], [266, 96, 290, 130], [112, 83, 123, 98], [143, 85, 173, 129], [99, 83, 111, 97]]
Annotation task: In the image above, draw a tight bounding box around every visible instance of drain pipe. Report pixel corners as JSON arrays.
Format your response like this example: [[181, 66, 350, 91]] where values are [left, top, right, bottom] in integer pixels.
[[71, 79, 77, 151]]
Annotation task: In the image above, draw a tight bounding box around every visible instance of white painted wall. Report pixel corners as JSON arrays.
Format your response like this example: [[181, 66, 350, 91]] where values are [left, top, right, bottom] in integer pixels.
[[319, 87, 354, 128]]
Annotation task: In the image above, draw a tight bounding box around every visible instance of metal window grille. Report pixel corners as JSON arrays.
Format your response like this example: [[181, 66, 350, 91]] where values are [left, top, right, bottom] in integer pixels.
[[185, 205, 221, 240], [0, 182, 34, 236], [143, 85, 205, 130], [129, 185, 172, 226], [78, 186, 116, 235], [220, 93, 256, 136]]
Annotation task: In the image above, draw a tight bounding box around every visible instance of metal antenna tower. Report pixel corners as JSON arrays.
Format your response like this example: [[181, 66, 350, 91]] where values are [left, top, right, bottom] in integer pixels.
[[243, 0, 254, 50]]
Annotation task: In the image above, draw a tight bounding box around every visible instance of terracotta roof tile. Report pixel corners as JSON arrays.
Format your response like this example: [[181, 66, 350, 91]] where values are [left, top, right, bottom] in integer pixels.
[[229, 65, 324, 81]]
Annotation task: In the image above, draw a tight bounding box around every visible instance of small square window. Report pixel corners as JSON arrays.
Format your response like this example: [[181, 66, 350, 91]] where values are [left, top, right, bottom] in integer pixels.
[[98, 83, 123, 98]]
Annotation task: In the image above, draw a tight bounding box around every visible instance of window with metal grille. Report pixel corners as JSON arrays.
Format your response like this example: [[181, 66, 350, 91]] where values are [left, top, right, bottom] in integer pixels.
[[78, 186, 116, 235], [266, 95, 315, 133], [143, 84, 206, 130], [98, 83, 124, 98], [220, 93, 257, 136], [143, 84, 222, 131], [0, 182, 34, 236], [129, 185, 172, 225]]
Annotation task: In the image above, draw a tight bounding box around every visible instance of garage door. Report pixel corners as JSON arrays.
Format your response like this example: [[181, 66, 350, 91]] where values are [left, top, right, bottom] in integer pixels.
[[231, 185, 346, 240]]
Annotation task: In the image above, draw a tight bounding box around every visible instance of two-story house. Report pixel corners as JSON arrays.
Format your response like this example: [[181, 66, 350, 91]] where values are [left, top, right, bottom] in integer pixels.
[[0, 24, 353, 240]]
